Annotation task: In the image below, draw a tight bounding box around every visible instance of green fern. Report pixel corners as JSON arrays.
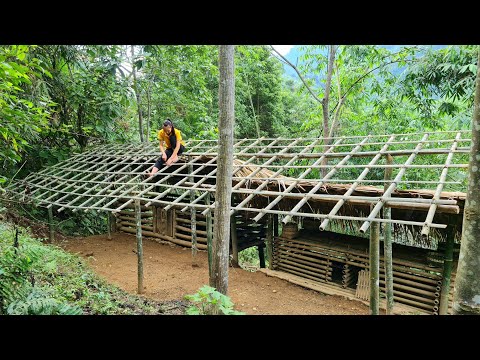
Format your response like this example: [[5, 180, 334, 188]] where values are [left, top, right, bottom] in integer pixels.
[[7, 287, 82, 315]]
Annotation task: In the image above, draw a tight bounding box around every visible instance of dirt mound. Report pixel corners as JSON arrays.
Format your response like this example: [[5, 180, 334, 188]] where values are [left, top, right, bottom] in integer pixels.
[[59, 232, 370, 315]]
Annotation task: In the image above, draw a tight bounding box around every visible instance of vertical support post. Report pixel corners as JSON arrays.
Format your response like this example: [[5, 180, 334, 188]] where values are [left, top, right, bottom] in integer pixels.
[[206, 192, 213, 278], [152, 206, 157, 234], [258, 245, 265, 268], [230, 214, 239, 267], [189, 157, 197, 261], [110, 212, 117, 233], [273, 214, 279, 237], [383, 154, 394, 314], [135, 199, 144, 294], [266, 213, 273, 269], [440, 225, 456, 315], [370, 204, 380, 315], [48, 206, 54, 243], [107, 211, 112, 240]]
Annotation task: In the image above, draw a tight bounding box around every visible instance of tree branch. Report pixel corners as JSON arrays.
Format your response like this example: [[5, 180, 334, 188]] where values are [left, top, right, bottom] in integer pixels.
[[330, 58, 417, 114], [269, 45, 322, 104]]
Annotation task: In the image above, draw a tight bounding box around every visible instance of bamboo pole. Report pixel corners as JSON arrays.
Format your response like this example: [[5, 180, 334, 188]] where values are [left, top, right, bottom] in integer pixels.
[[273, 258, 333, 277], [254, 137, 345, 223], [110, 212, 117, 233], [118, 226, 208, 250], [231, 212, 239, 267], [48, 205, 54, 243], [283, 136, 371, 225], [187, 148, 470, 159], [189, 157, 198, 262], [175, 225, 207, 236], [439, 225, 456, 315], [135, 199, 144, 294], [206, 192, 213, 278], [198, 140, 277, 215], [360, 133, 430, 233], [229, 138, 303, 217], [320, 136, 396, 230], [370, 204, 380, 315], [117, 141, 212, 211], [160, 139, 261, 211], [162, 138, 254, 211], [267, 214, 273, 269], [176, 217, 207, 226], [107, 211, 112, 240], [383, 153, 394, 315], [182, 130, 470, 146], [421, 132, 462, 237]]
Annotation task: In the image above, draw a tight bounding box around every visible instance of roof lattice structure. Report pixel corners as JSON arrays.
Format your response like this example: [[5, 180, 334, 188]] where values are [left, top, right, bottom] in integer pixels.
[[3, 130, 471, 237]]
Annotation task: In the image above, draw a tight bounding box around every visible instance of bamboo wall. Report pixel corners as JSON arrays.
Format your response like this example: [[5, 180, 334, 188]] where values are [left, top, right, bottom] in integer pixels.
[[272, 229, 458, 315], [114, 199, 267, 254]]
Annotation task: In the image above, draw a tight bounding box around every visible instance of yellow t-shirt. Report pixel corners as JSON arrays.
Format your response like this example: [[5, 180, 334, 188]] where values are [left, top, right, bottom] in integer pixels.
[[157, 128, 185, 149]]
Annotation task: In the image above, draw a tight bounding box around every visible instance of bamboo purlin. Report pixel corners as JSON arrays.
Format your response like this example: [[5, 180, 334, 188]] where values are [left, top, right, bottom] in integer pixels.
[[2, 131, 470, 235]]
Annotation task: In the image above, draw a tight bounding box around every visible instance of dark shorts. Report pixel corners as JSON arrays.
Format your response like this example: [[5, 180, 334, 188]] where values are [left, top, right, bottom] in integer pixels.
[[154, 144, 185, 169]]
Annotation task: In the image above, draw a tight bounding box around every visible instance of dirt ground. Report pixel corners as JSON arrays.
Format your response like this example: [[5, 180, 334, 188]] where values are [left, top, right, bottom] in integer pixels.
[[59, 232, 371, 315]]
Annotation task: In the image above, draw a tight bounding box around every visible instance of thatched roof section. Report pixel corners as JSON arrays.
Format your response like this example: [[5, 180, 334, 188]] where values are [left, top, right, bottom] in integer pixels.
[[2, 130, 471, 237]]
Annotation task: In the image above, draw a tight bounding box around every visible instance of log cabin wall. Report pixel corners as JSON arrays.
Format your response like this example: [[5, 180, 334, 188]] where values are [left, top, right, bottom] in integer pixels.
[[272, 226, 459, 315]]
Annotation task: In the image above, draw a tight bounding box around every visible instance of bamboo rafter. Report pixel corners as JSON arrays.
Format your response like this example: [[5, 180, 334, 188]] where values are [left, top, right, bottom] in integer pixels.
[[2, 131, 471, 235]]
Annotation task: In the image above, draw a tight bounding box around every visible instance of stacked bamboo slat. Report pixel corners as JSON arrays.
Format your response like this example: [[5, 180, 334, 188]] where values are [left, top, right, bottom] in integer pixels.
[[174, 209, 208, 246], [115, 202, 154, 233], [272, 231, 451, 314]]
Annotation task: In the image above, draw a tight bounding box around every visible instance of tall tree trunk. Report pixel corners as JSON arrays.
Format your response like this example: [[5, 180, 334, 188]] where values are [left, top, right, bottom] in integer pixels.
[[131, 45, 144, 143], [210, 45, 235, 296], [452, 46, 480, 315], [321, 45, 337, 178]]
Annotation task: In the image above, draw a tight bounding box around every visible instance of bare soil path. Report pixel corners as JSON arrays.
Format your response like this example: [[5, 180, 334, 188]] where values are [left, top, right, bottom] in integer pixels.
[[60, 233, 370, 315]]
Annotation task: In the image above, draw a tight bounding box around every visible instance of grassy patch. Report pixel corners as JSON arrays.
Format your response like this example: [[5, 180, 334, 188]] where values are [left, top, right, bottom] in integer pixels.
[[0, 222, 187, 315]]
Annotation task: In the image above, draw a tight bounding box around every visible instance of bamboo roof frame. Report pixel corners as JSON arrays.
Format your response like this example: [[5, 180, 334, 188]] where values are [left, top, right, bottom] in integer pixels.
[[3, 130, 471, 238]]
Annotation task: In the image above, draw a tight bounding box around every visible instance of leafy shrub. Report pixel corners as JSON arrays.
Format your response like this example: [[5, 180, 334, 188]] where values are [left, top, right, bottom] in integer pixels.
[[184, 285, 245, 315]]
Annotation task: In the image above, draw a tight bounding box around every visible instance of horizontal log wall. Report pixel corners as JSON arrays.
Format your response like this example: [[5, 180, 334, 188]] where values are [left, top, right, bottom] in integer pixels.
[[114, 198, 266, 252], [272, 231, 455, 315]]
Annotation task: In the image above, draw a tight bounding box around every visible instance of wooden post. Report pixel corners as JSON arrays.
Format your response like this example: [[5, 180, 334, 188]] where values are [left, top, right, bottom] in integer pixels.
[[152, 206, 157, 233], [439, 225, 456, 315], [48, 206, 54, 243], [135, 199, 144, 294], [206, 192, 213, 278], [273, 213, 279, 237], [189, 157, 198, 262], [370, 204, 380, 315], [266, 213, 274, 269], [107, 211, 112, 240], [258, 245, 265, 268], [230, 214, 239, 267], [383, 154, 394, 314], [110, 212, 117, 233]]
